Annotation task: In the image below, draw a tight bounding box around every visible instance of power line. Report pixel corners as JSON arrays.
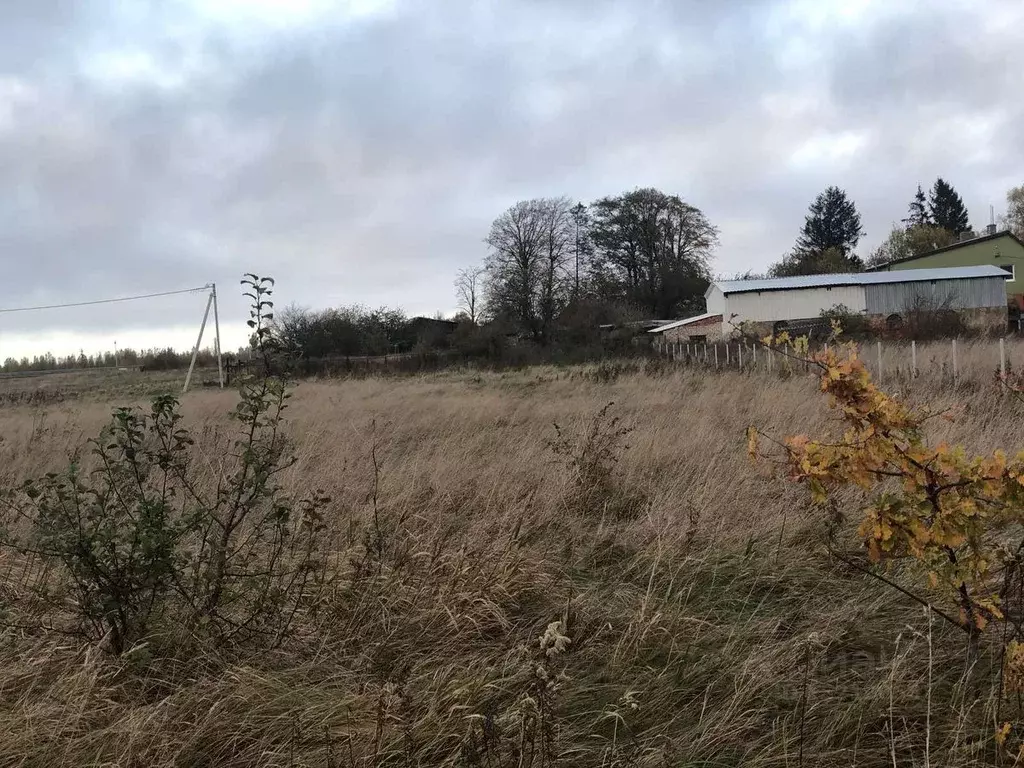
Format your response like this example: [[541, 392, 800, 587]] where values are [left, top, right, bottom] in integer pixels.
[[0, 285, 212, 315]]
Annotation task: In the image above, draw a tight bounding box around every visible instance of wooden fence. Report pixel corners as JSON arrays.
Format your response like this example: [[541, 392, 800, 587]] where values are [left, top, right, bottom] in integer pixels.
[[654, 336, 1024, 389]]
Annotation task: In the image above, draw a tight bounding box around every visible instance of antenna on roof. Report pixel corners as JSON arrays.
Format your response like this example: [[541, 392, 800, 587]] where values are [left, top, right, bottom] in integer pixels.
[[987, 204, 998, 236]]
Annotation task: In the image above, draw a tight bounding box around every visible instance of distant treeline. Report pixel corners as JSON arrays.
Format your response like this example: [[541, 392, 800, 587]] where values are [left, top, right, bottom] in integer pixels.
[[271, 299, 647, 367], [272, 304, 425, 358], [2, 299, 649, 378], [1, 347, 226, 374]]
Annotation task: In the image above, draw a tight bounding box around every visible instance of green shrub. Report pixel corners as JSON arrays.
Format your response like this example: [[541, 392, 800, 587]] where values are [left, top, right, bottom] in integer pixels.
[[0, 274, 330, 654], [819, 304, 870, 338]]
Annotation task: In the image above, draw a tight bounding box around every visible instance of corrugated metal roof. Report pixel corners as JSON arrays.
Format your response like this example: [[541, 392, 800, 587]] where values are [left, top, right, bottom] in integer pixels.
[[712, 266, 1009, 296], [648, 312, 721, 333]]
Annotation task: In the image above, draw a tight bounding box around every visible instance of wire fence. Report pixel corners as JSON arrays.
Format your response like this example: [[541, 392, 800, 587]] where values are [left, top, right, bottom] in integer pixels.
[[654, 336, 1024, 390]]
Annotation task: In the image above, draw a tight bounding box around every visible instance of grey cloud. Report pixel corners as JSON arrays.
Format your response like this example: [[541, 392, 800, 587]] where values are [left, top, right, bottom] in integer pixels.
[[0, 0, 1021, 341]]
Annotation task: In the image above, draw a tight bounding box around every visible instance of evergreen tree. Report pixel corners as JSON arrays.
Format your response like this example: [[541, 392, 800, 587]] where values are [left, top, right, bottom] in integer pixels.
[[903, 184, 931, 228], [770, 186, 864, 275], [795, 186, 865, 258], [928, 178, 971, 235]]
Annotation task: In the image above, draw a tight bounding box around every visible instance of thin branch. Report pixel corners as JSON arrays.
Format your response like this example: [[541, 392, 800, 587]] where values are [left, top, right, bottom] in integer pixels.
[[826, 543, 968, 633]]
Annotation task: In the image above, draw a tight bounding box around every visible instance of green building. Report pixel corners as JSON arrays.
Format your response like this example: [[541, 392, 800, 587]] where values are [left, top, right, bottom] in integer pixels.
[[869, 230, 1024, 307]]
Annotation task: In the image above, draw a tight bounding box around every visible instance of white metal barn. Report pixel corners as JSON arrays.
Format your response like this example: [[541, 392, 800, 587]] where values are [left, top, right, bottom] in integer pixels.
[[703, 265, 1009, 335]]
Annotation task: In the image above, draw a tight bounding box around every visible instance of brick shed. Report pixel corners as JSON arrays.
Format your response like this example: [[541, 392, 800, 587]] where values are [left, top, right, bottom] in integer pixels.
[[648, 313, 724, 343]]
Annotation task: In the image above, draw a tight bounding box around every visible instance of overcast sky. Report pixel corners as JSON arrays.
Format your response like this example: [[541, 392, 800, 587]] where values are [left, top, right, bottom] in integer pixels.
[[0, 0, 1021, 358]]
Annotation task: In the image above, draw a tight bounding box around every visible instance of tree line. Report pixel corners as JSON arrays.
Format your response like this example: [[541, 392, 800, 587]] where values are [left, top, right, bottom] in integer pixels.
[[265, 187, 722, 362], [765, 179, 1024, 278], [1, 347, 225, 374], [459, 188, 719, 345], [270, 304, 417, 358]]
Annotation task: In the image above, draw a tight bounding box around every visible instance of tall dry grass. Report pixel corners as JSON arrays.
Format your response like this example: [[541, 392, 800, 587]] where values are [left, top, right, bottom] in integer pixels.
[[0, 359, 1021, 766]]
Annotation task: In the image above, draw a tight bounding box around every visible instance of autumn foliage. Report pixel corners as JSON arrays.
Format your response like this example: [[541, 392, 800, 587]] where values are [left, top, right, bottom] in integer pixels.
[[750, 330, 1024, 757]]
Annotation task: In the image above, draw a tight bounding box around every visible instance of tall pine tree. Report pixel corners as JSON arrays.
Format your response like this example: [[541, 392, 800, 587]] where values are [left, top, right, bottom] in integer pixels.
[[769, 186, 865, 276], [903, 185, 931, 228], [795, 186, 864, 258], [928, 178, 971, 235]]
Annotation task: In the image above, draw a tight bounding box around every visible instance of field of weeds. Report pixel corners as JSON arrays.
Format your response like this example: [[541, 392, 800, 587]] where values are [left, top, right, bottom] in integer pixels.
[[0, 358, 1021, 766]]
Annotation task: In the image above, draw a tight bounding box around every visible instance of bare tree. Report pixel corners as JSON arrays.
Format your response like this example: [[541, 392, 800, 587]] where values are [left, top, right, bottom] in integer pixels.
[[538, 197, 575, 342], [570, 202, 590, 301], [1003, 185, 1024, 240], [454, 266, 484, 324], [484, 197, 575, 344]]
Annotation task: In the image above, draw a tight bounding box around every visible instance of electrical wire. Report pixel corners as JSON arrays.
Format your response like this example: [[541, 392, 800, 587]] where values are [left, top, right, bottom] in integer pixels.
[[0, 285, 212, 314]]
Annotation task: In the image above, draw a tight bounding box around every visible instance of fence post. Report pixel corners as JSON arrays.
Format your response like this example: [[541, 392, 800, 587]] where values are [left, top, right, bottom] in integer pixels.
[[911, 340, 917, 378], [876, 341, 883, 382], [725, 344, 730, 366], [952, 339, 958, 384], [714, 345, 719, 369], [738, 343, 743, 369], [1000, 337, 1006, 381], [752, 343, 757, 367], [703, 343, 708, 364], [768, 346, 773, 374]]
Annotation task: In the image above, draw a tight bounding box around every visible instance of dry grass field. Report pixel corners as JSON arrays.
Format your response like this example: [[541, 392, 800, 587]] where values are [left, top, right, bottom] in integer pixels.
[[0, 353, 1022, 766]]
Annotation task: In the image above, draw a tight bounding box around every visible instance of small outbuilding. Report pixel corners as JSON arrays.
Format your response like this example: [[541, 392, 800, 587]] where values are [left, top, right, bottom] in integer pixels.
[[646, 312, 724, 343]]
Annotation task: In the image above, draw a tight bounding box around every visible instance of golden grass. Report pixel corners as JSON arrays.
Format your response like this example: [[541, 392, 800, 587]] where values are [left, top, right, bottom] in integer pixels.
[[0, 356, 1021, 766]]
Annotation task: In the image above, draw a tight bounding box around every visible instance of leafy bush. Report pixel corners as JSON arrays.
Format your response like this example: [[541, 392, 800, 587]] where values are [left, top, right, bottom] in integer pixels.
[[819, 304, 870, 338], [750, 331, 1024, 758], [9, 397, 195, 653], [0, 274, 329, 654]]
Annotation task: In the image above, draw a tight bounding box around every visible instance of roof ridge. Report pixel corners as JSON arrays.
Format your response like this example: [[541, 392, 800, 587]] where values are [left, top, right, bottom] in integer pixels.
[[866, 229, 1024, 270], [712, 265, 1008, 296]]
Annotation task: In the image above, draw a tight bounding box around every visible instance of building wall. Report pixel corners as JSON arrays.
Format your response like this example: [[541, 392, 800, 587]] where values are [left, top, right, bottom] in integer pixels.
[[863, 276, 1006, 315], [875, 234, 1024, 300], [863, 305, 1007, 336], [723, 284, 866, 327], [704, 285, 727, 334], [662, 317, 724, 343], [959, 306, 1008, 334]]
